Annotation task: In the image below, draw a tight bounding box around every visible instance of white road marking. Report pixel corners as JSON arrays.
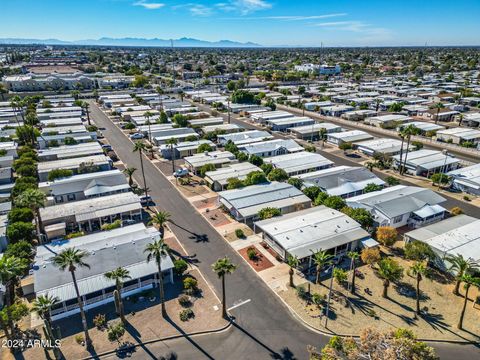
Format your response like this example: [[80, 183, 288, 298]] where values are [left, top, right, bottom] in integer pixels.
[[227, 298, 251, 311]]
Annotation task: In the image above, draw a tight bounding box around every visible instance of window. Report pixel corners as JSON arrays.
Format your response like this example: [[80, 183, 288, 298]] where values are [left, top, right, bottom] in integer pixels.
[[67, 194, 76, 201], [393, 215, 403, 224], [55, 196, 64, 203]]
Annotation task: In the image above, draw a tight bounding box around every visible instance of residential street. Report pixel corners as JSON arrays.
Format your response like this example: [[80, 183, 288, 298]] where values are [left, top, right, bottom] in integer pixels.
[[89, 101, 480, 359]]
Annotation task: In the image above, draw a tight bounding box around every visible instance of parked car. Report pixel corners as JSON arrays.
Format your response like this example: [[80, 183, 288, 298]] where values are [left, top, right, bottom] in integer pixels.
[[107, 150, 119, 162], [173, 167, 189, 178], [101, 144, 112, 151], [129, 133, 144, 139], [140, 195, 153, 206], [122, 219, 137, 226]]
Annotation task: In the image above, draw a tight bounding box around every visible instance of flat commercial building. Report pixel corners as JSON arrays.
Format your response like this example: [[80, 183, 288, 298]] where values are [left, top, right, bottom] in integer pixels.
[[255, 206, 370, 265], [34, 223, 174, 320], [264, 151, 334, 176], [298, 166, 385, 198], [218, 182, 311, 222], [205, 162, 261, 191]]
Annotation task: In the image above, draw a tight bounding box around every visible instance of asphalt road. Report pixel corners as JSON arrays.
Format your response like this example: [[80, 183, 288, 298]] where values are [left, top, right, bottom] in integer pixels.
[[89, 101, 480, 360]]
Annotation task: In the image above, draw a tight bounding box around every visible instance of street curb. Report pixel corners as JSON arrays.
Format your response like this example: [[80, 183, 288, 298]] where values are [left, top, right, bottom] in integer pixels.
[[80, 318, 233, 360]]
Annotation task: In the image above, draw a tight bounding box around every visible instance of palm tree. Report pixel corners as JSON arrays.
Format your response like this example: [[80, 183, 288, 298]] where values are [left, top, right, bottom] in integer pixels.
[[347, 251, 360, 294], [143, 111, 153, 143], [104, 267, 131, 323], [410, 261, 427, 314], [457, 113, 464, 127], [123, 167, 137, 187], [132, 141, 149, 201], [311, 249, 333, 285], [286, 255, 299, 288], [0, 256, 27, 340], [9, 96, 23, 126], [144, 238, 170, 317], [212, 257, 236, 318], [15, 188, 46, 240], [399, 125, 419, 175], [432, 102, 444, 124], [397, 130, 405, 172], [52, 248, 93, 349], [166, 137, 178, 174], [81, 101, 91, 126], [149, 211, 171, 236], [377, 258, 404, 298], [457, 274, 479, 329], [365, 161, 375, 172], [0, 83, 7, 101], [446, 254, 479, 295], [31, 294, 61, 357]]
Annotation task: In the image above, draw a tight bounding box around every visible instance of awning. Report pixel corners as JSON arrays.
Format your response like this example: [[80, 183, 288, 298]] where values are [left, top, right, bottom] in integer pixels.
[[413, 204, 445, 219], [361, 238, 379, 248]]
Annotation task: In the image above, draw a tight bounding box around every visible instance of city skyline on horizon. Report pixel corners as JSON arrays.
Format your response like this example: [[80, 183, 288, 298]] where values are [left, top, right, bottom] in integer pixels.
[[1, 0, 479, 47]]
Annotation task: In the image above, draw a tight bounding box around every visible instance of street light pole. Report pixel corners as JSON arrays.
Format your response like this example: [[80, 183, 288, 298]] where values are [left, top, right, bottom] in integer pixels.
[[227, 99, 231, 124]]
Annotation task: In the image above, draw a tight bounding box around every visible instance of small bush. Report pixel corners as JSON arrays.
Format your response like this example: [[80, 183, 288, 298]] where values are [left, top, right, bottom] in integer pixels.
[[101, 219, 122, 231], [75, 334, 84, 345], [463, 195, 471, 202], [93, 314, 107, 330], [66, 231, 85, 239], [178, 295, 192, 308], [450, 207, 463, 216], [179, 308, 195, 322], [296, 285, 309, 301], [235, 228, 245, 239], [174, 259, 188, 276], [247, 246, 258, 261], [183, 277, 198, 294]]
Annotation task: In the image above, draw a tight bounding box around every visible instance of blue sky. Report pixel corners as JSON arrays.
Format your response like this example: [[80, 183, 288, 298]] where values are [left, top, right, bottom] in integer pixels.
[[1, 0, 479, 46]]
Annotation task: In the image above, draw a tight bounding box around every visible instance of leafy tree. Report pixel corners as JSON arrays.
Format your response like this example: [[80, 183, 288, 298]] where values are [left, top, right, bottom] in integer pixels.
[[172, 114, 188, 127], [6, 222, 34, 243], [15, 188, 46, 237], [231, 90, 258, 104], [226, 177, 245, 190], [47, 168, 73, 181], [199, 163, 216, 177], [197, 143, 213, 153], [302, 186, 321, 201], [450, 206, 463, 216], [363, 183, 383, 193], [377, 258, 403, 298], [404, 241, 435, 261], [333, 268, 348, 286], [385, 176, 400, 186], [339, 142, 352, 152], [341, 207, 373, 229], [267, 168, 289, 182], [257, 207, 281, 220], [431, 173, 450, 185], [212, 257, 236, 318], [323, 196, 346, 211], [144, 238, 170, 317], [4, 241, 33, 261], [287, 177, 304, 189], [8, 207, 34, 224], [260, 163, 273, 175], [16, 164, 37, 177], [313, 192, 328, 206], [173, 259, 188, 276], [376, 226, 398, 247], [248, 154, 263, 166], [311, 249, 333, 285], [361, 247, 381, 267], [445, 254, 479, 295], [244, 171, 267, 185], [107, 322, 125, 344], [224, 140, 239, 154], [236, 152, 248, 162]]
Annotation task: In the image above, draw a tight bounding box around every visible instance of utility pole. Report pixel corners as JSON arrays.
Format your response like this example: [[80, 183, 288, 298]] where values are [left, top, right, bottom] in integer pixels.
[[227, 98, 231, 124], [171, 39, 176, 88]]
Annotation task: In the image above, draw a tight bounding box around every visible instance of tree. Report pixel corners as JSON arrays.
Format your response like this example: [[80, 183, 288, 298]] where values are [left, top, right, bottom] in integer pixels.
[[302, 186, 321, 201], [8, 207, 34, 224], [47, 168, 73, 181], [347, 251, 360, 294], [236, 152, 248, 162], [431, 173, 450, 186], [432, 102, 444, 124], [4, 241, 33, 261], [313, 192, 328, 206], [311, 250, 333, 285], [6, 222, 35, 243], [132, 141, 149, 203], [197, 143, 213, 153], [143, 111, 154, 142], [248, 154, 263, 166], [144, 238, 170, 317], [457, 274, 479, 329], [338, 142, 352, 152], [31, 294, 60, 357], [199, 163, 216, 177], [333, 268, 348, 286], [404, 240, 435, 262], [107, 322, 125, 345], [123, 167, 137, 187], [287, 177, 304, 190], [323, 196, 346, 211], [399, 125, 420, 175], [341, 207, 373, 230], [410, 261, 427, 315], [166, 137, 178, 174], [376, 226, 397, 247], [244, 171, 267, 185], [104, 267, 131, 324], [149, 211, 171, 236], [361, 247, 381, 267], [445, 254, 479, 295], [257, 207, 281, 220], [385, 176, 400, 186], [314, 327, 437, 360], [450, 206, 463, 216], [226, 177, 244, 190], [15, 188, 46, 238], [172, 114, 188, 127], [212, 257, 237, 318], [52, 248, 93, 349], [377, 258, 403, 298], [286, 255, 299, 288], [267, 168, 289, 182], [81, 101, 91, 126], [363, 183, 383, 193]]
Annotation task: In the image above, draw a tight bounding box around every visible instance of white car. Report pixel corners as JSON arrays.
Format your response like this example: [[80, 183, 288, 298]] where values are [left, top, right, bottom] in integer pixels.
[[174, 168, 189, 178], [129, 133, 144, 140]]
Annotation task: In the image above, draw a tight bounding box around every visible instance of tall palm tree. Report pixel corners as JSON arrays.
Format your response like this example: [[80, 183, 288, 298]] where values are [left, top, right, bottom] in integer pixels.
[[377, 258, 404, 298], [0, 83, 7, 101], [149, 211, 171, 236], [31, 294, 61, 358], [166, 137, 178, 174], [457, 274, 479, 329], [212, 257, 236, 318], [143, 111, 153, 143], [52, 248, 93, 349], [286, 255, 299, 288], [144, 238, 170, 317], [9, 95, 23, 126], [132, 141, 149, 201], [347, 251, 360, 294], [397, 130, 406, 172], [104, 267, 131, 324], [432, 102, 444, 124], [410, 261, 427, 314], [446, 254, 479, 295], [457, 113, 464, 127], [15, 188, 46, 240], [399, 125, 419, 175], [123, 167, 137, 187], [311, 249, 333, 285], [0, 256, 27, 340], [81, 101, 91, 126]]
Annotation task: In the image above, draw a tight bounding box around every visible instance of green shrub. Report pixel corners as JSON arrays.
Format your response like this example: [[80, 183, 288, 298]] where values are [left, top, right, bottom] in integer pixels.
[[8, 207, 34, 224], [198, 163, 216, 177], [66, 231, 85, 239], [93, 313, 107, 329], [15, 165, 37, 177], [100, 219, 122, 231], [179, 308, 195, 321], [4, 240, 33, 260], [174, 259, 188, 276], [235, 228, 245, 239], [247, 246, 258, 261], [183, 277, 198, 294], [267, 168, 289, 182], [6, 222, 35, 243], [296, 285, 308, 301], [47, 168, 73, 181], [75, 334, 84, 345], [257, 207, 281, 220], [333, 268, 348, 286], [178, 295, 192, 308]]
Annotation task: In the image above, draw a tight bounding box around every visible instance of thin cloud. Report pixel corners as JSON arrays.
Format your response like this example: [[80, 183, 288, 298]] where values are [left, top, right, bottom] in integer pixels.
[[313, 20, 392, 43], [266, 13, 347, 21], [216, 0, 272, 15], [172, 3, 213, 16], [133, 1, 164, 9]]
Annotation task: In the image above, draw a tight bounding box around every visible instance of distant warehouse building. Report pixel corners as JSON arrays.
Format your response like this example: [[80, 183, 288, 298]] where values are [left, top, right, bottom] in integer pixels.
[[218, 182, 311, 222], [254, 206, 369, 267]]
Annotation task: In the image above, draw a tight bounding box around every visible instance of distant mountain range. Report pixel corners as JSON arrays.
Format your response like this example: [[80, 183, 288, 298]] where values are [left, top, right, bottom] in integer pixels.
[[0, 37, 262, 48]]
